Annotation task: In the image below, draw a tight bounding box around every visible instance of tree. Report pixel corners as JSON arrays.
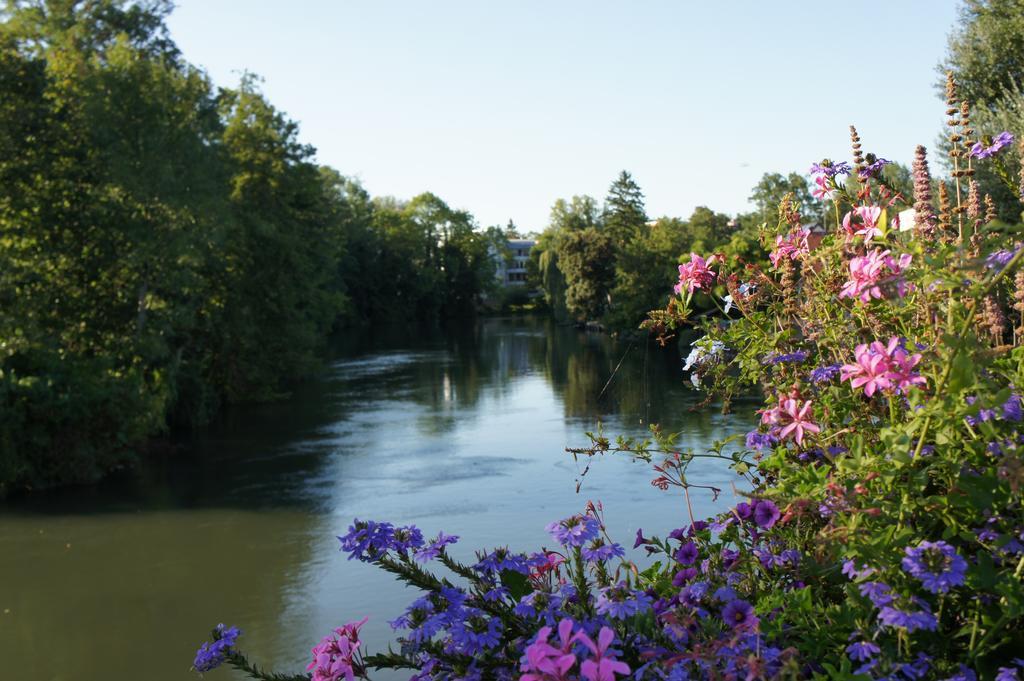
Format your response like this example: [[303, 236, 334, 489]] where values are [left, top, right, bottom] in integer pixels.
[[603, 170, 647, 249], [941, 0, 1024, 109], [748, 172, 820, 225], [940, 0, 1024, 221], [557, 228, 615, 322]]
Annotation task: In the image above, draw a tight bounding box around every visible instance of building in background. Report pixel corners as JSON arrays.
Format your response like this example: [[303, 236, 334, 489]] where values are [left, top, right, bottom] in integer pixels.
[[495, 238, 535, 286]]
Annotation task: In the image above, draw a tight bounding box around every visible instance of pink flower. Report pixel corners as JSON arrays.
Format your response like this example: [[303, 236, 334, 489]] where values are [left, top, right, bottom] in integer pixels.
[[841, 343, 893, 397], [520, 619, 578, 681], [811, 174, 832, 200], [841, 206, 884, 241], [840, 338, 926, 397], [776, 398, 821, 445], [839, 248, 911, 303], [307, 617, 368, 681], [888, 346, 927, 393], [769, 227, 810, 268], [577, 627, 631, 681], [674, 253, 717, 295]]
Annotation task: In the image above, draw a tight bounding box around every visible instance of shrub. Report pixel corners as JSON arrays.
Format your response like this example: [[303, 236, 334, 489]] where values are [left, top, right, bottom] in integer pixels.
[[190, 87, 1024, 681]]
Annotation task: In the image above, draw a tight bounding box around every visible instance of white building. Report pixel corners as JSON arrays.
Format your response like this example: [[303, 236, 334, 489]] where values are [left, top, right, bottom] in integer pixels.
[[495, 238, 535, 286]]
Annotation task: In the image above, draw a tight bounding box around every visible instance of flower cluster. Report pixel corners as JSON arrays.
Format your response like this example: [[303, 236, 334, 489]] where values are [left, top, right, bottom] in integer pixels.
[[838, 248, 911, 303], [307, 618, 368, 681], [769, 226, 810, 268], [840, 338, 926, 397], [192, 624, 240, 673], [674, 253, 716, 295]]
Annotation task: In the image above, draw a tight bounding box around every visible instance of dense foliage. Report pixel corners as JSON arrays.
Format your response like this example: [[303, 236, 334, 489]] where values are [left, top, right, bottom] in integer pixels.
[[940, 0, 1024, 223], [0, 0, 502, 492], [189, 78, 1024, 679]]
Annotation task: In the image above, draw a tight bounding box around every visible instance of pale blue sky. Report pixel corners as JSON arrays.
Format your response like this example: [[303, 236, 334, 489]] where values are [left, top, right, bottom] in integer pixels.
[[166, 1, 961, 232]]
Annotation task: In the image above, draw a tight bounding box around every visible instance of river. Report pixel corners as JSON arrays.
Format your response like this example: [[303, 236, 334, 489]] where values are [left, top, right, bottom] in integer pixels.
[[0, 316, 754, 681]]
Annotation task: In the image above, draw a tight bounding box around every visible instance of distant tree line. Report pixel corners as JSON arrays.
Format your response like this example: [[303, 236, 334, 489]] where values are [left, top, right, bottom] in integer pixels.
[[0, 0, 502, 492]]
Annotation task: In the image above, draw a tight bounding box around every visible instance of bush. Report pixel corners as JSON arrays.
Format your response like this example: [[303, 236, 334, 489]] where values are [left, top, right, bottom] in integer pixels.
[[189, 89, 1024, 681]]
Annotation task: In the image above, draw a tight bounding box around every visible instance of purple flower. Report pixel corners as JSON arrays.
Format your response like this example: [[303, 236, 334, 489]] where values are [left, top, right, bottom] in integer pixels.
[[901, 653, 932, 680], [842, 559, 874, 580], [720, 599, 758, 630], [1004, 394, 1023, 422], [753, 500, 781, 529], [633, 528, 650, 548], [845, 640, 880, 662], [546, 514, 600, 547], [858, 581, 893, 607], [474, 547, 530, 574], [969, 131, 1014, 159], [734, 502, 753, 520], [944, 665, 978, 681], [765, 350, 809, 365], [810, 160, 851, 178], [338, 519, 397, 561], [745, 430, 778, 451], [672, 568, 698, 586], [712, 586, 737, 602], [595, 583, 653, 619], [877, 605, 938, 632], [858, 156, 891, 180], [986, 249, 1018, 270], [582, 540, 625, 563], [676, 541, 699, 565], [997, 668, 1020, 681], [809, 363, 842, 384], [193, 624, 240, 672], [414, 531, 459, 562], [901, 540, 968, 593]]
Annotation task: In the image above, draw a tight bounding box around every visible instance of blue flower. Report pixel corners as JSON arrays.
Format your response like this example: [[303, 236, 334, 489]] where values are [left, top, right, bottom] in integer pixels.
[[809, 363, 842, 384], [901, 540, 967, 593], [877, 605, 938, 632], [745, 430, 778, 451], [545, 514, 600, 547], [192, 624, 240, 672], [474, 547, 530, 574], [595, 583, 653, 619], [338, 519, 396, 561], [414, 531, 459, 562], [845, 640, 880, 662], [582, 539, 625, 563], [858, 581, 893, 607]]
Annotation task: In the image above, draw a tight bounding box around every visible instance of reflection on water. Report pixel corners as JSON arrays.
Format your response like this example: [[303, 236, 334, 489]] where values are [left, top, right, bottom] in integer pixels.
[[0, 316, 754, 681]]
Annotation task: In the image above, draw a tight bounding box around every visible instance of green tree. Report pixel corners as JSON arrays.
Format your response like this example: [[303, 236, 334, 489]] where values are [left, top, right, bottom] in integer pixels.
[[940, 0, 1024, 221], [557, 228, 615, 322], [748, 172, 820, 225], [603, 170, 647, 249]]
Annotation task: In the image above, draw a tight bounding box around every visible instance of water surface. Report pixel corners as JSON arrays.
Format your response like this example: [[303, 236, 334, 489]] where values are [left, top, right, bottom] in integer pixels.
[[0, 317, 753, 680]]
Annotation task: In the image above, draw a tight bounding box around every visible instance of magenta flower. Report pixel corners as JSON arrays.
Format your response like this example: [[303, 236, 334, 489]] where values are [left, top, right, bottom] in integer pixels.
[[777, 397, 821, 445], [577, 626, 631, 681], [811, 174, 832, 200], [842, 206, 884, 241], [841, 338, 926, 397], [520, 618, 578, 681], [769, 227, 811, 268], [841, 343, 893, 397], [839, 248, 910, 304], [307, 617, 368, 681], [674, 253, 717, 295]]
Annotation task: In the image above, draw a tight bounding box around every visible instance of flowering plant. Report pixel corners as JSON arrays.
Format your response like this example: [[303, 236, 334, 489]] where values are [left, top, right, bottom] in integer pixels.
[[191, 76, 1024, 680]]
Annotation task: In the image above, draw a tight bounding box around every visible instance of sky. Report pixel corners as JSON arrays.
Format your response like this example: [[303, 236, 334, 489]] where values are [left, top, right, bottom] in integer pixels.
[[166, 1, 963, 233]]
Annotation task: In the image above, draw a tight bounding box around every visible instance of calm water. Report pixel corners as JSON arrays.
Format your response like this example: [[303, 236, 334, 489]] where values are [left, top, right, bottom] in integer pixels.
[[0, 316, 753, 681]]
